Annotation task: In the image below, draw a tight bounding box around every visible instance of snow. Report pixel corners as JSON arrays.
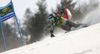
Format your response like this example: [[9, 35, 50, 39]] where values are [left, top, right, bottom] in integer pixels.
[[1, 22, 100, 54]]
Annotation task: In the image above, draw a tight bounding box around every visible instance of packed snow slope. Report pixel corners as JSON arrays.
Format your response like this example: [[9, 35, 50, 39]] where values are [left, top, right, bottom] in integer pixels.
[[1, 23, 100, 54]]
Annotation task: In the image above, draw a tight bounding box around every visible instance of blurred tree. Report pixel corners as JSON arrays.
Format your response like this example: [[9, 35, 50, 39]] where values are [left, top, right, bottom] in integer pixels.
[[21, 8, 33, 36], [27, 0, 48, 43], [23, 8, 33, 30]]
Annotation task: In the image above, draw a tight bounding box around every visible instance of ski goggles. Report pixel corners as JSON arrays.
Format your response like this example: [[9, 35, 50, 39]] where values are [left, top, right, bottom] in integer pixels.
[[49, 17, 54, 22]]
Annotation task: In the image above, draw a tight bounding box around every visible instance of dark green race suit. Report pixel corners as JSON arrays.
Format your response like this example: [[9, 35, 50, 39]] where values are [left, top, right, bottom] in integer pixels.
[[51, 17, 80, 31]]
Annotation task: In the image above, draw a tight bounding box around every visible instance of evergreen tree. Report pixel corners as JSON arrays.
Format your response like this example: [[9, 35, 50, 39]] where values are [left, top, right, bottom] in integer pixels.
[[27, 0, 48, 43], [21, 8, 33, 36]]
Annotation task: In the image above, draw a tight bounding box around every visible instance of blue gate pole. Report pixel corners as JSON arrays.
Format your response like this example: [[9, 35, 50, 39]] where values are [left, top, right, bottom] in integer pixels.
[[14, 15, 24, 46], [0, 22, 6, 51], [11, 2, 24, 46]]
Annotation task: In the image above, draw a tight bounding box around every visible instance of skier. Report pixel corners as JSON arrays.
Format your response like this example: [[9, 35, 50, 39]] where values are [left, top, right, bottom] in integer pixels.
[[48, 14, 78, 37], [48, 8, 87, 37], [49, 13, 79, 30]]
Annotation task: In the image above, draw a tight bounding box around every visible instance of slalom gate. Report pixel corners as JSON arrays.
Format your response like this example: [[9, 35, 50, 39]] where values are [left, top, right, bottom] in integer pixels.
[[0, 0, 24, 51]]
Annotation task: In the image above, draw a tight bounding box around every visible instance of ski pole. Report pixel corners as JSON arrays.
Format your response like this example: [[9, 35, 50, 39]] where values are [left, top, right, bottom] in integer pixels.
[[64, 0, 73, 8]]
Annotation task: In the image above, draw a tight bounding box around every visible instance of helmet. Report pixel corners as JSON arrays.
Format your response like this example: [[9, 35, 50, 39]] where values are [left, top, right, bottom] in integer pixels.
[[48, 14, 55, 22], [48, 14, 55, 19]]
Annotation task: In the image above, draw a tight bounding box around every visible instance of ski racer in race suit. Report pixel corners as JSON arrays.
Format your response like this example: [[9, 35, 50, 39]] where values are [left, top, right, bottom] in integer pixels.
[[48, 8, 80, 37]]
